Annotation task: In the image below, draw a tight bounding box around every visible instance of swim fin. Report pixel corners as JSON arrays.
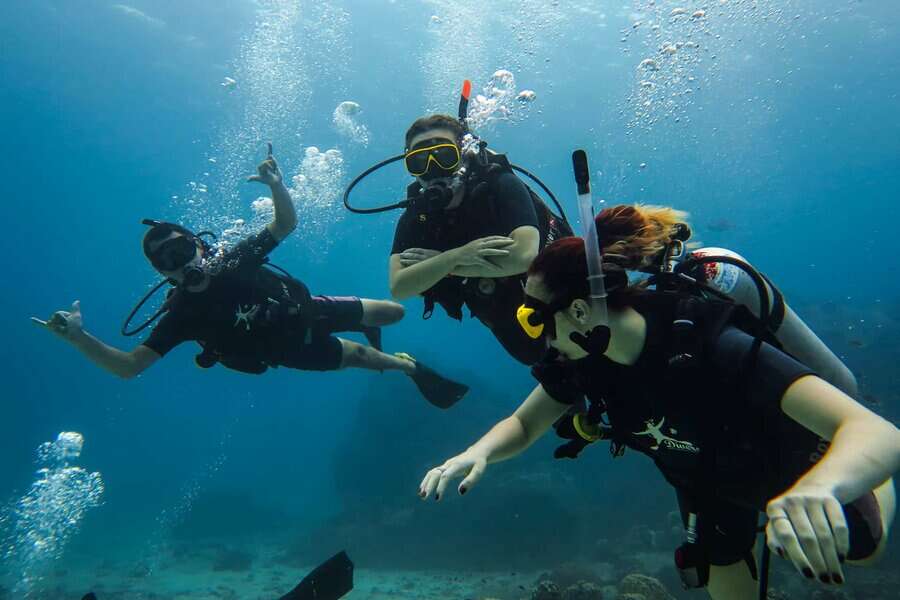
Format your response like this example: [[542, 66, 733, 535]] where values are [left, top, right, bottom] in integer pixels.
[[278, 550, 354, 600], [399, 354, 469, 409]]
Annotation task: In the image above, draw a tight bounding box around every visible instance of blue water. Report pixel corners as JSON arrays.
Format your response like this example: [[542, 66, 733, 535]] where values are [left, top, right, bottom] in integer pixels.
[[1, 1, 898, 598]]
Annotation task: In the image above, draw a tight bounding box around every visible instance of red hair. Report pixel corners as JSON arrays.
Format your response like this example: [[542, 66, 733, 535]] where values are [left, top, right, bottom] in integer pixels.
[[528, 204, 691, 306]]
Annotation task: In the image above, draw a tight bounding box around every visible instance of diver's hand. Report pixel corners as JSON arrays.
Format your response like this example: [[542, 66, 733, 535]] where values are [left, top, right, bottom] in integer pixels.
[[419, 450, 487, 501], [452, 236, 515, 269], [31, 300, 84, 342], [766, 483, 848, 585], [247, 142, 283, 187], [398, 247, 441, 267]]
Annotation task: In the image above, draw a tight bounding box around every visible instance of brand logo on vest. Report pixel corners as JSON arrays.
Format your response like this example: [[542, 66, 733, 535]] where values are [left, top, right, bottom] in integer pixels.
[[234, 304, 260, 331], [634, 417, 700, 454]]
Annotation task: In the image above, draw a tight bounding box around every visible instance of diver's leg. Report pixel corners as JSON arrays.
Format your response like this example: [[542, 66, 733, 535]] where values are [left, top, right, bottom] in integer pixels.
[[707, 560, 757, 600], [338, 339, 415, 374], [359, 299, 405, 327]]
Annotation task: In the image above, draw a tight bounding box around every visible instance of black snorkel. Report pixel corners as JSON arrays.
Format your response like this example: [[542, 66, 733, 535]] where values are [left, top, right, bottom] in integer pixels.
[[121, 219, 217, 337], [568, 150, 612, 355], [342, 79, 569, 223]]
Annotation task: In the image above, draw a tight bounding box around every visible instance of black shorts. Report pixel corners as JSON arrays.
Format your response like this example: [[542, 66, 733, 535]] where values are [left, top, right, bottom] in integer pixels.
[[276, 295, 363, 372], [676, 488, 883, 566]]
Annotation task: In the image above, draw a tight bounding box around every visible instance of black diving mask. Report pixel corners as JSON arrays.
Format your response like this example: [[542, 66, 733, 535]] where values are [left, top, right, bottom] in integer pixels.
[[516, 293, 571, 341], [150, 234, 199, 272]]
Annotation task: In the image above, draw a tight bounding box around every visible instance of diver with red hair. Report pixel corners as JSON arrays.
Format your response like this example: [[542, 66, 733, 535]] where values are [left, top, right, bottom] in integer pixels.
[[420, 183, 899, 597]]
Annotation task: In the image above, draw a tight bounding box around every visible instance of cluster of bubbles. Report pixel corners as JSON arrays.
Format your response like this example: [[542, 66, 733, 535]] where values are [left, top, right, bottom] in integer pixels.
[[621, 0, 797, 133], [2, 433, 103, 597], [177, 0, 310, 236], [423, 3, 489, 112], [288, 147, 346, 249], [332, 101, 370, 146], [465, 69, 538, 133]]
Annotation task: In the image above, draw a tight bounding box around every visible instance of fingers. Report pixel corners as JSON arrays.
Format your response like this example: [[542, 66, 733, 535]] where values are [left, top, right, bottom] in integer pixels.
[[823, 497, 850, 561], [419, 458, 475, 501], [478, 237, 516, 248], [72, 300, 81, 313], [767, 512, 812, 577], [247, 175, 262, 183], [267, 141, 273, 157], [30, 317, 49, 327], [419, 466, 443, 500], [477, 248, 510, 257], [809, 502, 844, 582], [458, 458, 486, 495]]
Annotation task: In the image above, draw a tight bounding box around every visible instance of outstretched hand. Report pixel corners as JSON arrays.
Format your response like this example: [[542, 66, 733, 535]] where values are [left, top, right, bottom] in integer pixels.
[[419, 451, 487, 501], [31, 300, 84, 341], [248, 142, 283, 186], [766, 483, 848, 585]]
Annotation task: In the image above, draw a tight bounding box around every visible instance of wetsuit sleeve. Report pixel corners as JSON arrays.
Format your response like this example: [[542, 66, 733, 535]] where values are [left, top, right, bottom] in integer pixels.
[[141, 312, 190, 357], [492, 172, 540, 234], [225, 228, 280, 272], [531, 356, 581, 405], [391, 211, 419, 255], [711, 326, 815, 420]]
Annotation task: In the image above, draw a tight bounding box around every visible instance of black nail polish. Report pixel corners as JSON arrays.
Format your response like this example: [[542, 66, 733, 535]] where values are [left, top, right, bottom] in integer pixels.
[[803, 567, 814, 579], [434, 494, 440, 501], [838, 554, 846, 564], [833, 574, 843, 585], [819, 574, 831, 584], [776, 548, 785, 558], [459, 487, 467, 495]]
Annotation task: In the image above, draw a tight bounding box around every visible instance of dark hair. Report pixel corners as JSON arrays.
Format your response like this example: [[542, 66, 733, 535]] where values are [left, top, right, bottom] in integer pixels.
[[141, 222, 195, 261], [404, 114, 466, 150]]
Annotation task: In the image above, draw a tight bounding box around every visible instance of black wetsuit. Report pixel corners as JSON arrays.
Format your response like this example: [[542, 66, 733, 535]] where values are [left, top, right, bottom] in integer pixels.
[[143, 229, 363, 373], [532, 293, 882, 564], [392, 170, 562, 365]]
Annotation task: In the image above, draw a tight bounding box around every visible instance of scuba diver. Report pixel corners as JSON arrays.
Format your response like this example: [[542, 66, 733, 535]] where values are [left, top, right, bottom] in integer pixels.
[[419, 151, 899, 600], [343, 80, 572, 365], [32, 145, 468, 409]]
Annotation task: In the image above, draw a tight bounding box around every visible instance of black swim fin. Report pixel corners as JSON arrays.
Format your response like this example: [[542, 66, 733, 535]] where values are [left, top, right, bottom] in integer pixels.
[[408, 359, 469, 409], [278, 551, 354, 600]]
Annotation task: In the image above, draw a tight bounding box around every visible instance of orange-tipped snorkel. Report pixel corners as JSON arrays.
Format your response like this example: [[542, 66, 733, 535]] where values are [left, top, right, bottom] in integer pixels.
[[458, 79, 472, 130]]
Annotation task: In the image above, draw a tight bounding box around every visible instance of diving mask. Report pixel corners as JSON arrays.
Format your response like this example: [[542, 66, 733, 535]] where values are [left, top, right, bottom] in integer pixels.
[[150, 234, 198, 272], [516, 293, 571, 340], [404, 138, 461, 178]]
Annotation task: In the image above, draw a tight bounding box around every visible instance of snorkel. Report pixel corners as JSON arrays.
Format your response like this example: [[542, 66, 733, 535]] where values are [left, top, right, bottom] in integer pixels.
[[342, 79, 567, 221], [569, 150, 612, 354], [515, 150, 611, 353]]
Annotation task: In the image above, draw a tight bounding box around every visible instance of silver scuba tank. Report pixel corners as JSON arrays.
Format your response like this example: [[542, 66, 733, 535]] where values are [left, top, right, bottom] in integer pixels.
[[689, 247, 858, 398]]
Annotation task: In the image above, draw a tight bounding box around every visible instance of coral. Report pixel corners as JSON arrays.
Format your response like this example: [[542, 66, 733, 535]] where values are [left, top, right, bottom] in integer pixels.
[[615, 573, 674, 600], [532, 580, 563, 600], [564, 580, 604, 600]]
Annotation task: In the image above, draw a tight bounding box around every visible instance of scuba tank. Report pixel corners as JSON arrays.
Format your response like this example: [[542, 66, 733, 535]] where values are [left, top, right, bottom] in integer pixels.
[[684, 247, 858, 398]]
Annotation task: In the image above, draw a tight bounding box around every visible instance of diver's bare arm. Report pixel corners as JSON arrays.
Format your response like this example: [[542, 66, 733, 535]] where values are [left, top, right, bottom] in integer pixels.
[[781, 375, 900, 503], [388, 252, 458, 299], [451, 225, 539, 278], [69, 332, 160, 379], [266, 180, 297, 241], [467, 385, 569, 464]]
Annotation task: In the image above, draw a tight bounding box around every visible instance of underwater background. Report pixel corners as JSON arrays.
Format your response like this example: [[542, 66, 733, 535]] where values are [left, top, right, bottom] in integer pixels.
[[1, 0, 898, 598]]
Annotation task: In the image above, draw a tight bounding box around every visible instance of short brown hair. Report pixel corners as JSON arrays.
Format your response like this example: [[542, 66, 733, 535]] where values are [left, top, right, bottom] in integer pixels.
[[404, 114, 466, 150]]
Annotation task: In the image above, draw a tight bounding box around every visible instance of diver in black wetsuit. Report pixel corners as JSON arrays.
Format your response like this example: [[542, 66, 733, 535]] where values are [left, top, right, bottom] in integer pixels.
[[388, 114, 571, 365], [420, 190, 899, 596], [33, 145, 467, 408]]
